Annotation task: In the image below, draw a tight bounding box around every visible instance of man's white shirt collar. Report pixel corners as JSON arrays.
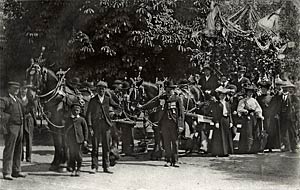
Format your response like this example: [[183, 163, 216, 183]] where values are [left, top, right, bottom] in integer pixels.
[[205, 75, 211, 81], [98, 94, 104, 103]]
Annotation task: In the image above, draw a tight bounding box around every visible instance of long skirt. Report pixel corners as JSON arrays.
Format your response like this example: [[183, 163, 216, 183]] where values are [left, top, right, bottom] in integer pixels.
[[238, 115, 257, 153], [211, 117, 233, 156], [264, 116, 281, 150]]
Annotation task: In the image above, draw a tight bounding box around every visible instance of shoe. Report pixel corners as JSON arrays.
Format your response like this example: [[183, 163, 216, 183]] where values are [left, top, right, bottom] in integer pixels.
[[70, 171, 76, 177], [172, 164, 180, 168], [75, 170, 80, 177], [3, 174, 13, 180], [90, 168, 97, 174], [12, 172, 27, 178], [164, 164, 169, 167], [103, 169, 113, 174]]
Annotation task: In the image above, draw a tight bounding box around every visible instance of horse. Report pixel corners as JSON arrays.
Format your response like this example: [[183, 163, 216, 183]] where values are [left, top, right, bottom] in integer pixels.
[[26, 63, 92, 172]]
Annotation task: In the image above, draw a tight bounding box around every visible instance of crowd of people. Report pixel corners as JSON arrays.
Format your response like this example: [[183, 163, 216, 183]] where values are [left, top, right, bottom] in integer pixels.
[[0, 63, 299, 180]]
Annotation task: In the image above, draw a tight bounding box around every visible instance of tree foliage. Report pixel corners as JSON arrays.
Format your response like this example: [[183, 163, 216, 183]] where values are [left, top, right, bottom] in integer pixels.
[[2, 0, 300, 83]]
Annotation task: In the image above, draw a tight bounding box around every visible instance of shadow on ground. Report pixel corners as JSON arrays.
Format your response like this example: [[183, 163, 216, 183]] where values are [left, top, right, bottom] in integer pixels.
[[207, 152, 300, 185]]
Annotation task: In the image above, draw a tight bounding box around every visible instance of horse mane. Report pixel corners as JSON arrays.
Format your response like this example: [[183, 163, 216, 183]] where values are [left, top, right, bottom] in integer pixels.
[[142, 81, 159, 100]]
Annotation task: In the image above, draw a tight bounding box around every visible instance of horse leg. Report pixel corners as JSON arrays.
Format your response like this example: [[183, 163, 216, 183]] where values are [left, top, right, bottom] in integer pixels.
[[58, 128, 68, 173], [49, 130, 60, 171], [49, 128, 68, 172], [151, 125, 163, 160]]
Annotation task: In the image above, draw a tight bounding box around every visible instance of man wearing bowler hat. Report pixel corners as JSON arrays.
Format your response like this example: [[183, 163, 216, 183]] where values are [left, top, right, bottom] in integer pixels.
[[86, 81, 120, 174], [0, 81, 27, 180], [140, 80, 184, 167]]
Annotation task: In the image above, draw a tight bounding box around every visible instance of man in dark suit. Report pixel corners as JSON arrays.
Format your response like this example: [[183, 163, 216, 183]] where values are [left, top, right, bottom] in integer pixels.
[[278, 81, 299, 153], [0, 81, 27, 180], [199, 64, 219, 100], [19, 83, 36, 162], [235, 66, 250, 93], [86, 81, 120, 174], [140, 81, 184, 167]]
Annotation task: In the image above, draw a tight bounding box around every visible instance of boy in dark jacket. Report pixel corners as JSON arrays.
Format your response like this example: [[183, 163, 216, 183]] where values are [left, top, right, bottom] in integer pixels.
[[65, 103, 88, 176]]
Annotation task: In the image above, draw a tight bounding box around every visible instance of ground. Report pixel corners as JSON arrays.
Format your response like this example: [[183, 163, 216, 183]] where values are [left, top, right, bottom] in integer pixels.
[[0, 142, 300, 190]]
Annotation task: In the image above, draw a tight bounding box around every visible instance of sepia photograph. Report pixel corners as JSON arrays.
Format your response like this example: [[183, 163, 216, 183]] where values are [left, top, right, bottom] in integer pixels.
[[0, 0, 299, 189]]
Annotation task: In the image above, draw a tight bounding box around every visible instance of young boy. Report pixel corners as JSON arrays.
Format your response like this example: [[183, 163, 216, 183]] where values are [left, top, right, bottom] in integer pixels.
[[65, 102, 88, 176]]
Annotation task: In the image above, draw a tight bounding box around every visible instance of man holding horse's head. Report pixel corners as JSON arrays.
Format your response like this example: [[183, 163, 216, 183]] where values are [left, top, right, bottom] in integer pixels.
[[86, 80, 120, 174], [1, 81, 27, 180], [139, 80, 184, 167]]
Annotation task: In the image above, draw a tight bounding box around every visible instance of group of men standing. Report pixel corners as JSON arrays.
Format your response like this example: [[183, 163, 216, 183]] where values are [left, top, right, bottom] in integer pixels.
[[0, 63, 299, 179]]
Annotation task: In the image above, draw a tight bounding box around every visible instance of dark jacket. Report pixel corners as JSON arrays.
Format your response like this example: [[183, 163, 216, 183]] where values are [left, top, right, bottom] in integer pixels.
[[212, 100, 233, 124], [142, 93, 184, 129], [65, 116, 88, 143], [86, 94, 120, 129], [199, 74, 219, 92], [279, 93, 299, 121], [19, 95, 36, 133], [0, 95, 24, 134], [235, 77, 250, 92]]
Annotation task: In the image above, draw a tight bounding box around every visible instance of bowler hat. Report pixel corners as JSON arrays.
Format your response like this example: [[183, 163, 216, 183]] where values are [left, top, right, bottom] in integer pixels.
[[8, 81, 20, 88], [96, 81, 108, 88], [164, 80, 176, 89], [69, 77, 81, 86]]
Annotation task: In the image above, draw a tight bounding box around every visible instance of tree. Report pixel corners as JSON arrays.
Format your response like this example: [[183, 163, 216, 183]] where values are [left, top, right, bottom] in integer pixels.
[[2, 0, 299, 84]]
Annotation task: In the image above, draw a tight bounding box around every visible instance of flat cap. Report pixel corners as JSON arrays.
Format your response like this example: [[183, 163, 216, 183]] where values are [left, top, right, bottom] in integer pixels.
[[113, 80, 123, 85], [8, 81, 20, 88], [96, 81, 108, 88]]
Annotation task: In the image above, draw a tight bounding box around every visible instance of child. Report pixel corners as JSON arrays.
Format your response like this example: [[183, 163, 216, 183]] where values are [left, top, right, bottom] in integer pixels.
[[65, 102, 88, 176]]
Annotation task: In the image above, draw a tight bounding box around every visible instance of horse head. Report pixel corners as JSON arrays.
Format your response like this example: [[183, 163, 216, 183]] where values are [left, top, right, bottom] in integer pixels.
[[26, 62, 58, 97], [126, 79, 159, 117]]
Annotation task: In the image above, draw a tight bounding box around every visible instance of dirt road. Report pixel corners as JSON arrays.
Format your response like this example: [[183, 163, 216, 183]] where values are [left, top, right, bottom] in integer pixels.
[[0, 145, 300, 190]]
